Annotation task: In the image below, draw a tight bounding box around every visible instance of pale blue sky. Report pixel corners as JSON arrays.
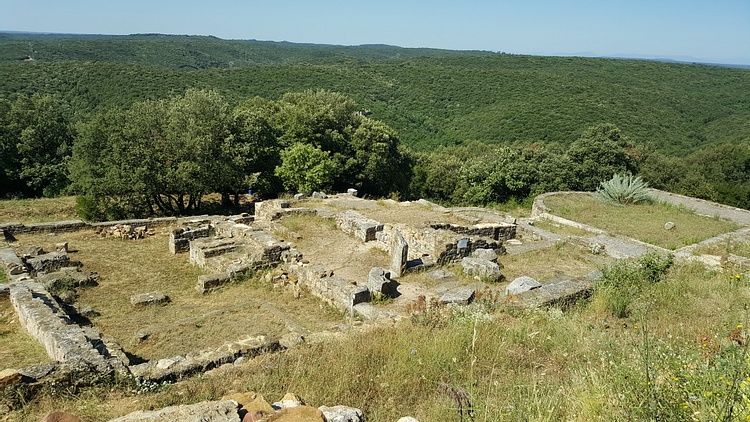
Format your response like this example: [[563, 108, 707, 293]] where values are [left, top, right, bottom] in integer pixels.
[[2, 0, 749, 64]]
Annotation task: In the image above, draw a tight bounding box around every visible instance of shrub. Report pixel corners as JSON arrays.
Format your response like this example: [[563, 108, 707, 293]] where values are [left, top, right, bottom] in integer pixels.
[[593, 253, 674, 317], [594, 173, 654, 205]]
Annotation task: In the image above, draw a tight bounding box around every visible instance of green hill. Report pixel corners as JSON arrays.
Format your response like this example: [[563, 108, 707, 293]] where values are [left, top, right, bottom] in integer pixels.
[[1, 33, 749, 153]]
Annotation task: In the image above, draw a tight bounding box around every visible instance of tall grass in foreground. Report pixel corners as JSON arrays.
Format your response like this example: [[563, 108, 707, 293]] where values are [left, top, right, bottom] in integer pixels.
[[5, 259, 750, 421]]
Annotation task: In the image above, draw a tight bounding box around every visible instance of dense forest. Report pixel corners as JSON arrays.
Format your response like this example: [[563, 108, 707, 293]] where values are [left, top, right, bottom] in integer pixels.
[[1, 33, 749, 216]]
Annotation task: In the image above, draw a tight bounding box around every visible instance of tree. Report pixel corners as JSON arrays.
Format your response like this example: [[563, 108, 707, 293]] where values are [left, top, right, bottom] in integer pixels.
[[0, 95, 74, 197], [70, 89, 234, 219], [566, 123, 639, 191], [275, 143, 337, 194]]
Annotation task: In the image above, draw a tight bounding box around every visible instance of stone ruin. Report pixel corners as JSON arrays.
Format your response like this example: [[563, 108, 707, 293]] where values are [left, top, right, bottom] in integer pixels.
[[0, 193, 615, 421]]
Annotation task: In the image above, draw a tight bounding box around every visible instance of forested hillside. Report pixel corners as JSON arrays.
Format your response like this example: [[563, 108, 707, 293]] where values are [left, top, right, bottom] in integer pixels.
[[1, 33, 749, 212]]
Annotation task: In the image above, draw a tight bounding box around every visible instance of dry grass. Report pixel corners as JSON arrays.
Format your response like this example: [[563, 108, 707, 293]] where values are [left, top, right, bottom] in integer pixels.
[[694, 238, 750, 259], [0, 196, 78, 223], [278, 215, 390, 281], [500, 241, 611, 281], [8, 230, 344, 361], [11, 260, 750, 421], [0, 298, 52, 368], [544, 193, 740, 249]]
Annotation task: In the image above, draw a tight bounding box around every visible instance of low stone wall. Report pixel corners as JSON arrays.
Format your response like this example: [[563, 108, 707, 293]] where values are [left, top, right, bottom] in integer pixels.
[[287, 263, 369, 312], [129, 335, 278, 382], [170, 225, 211, 254], [8, 282, 116, 373], [429, 222, 516, 241], [188, 225, 293, 274], [335, 210, 384, 242]]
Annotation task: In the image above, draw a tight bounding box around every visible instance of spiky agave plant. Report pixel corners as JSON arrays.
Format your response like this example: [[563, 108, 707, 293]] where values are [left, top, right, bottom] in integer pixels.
[[594, 173, 654, 205]]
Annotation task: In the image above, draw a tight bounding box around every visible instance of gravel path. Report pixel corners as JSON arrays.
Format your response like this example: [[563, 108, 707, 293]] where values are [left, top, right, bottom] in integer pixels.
[[650, 189, 750, 225]]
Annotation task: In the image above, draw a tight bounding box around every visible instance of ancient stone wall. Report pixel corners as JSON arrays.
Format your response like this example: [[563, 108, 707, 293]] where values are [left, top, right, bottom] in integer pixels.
[[334, 210, 384, 242], [287, 263, 369, 312], [8, 282, 116, 373]]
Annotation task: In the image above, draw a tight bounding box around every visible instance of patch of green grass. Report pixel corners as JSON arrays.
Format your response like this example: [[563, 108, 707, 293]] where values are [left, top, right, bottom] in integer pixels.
[[500, 241, 611, 281], [0, 196, 78, 223], [695, 238, 750, 259], [544, 193, 740, 249], [533, 219, 594, 237]]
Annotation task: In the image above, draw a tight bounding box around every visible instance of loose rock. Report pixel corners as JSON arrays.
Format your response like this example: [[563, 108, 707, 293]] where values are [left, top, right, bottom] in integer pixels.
[[506, 276, 542, 296]]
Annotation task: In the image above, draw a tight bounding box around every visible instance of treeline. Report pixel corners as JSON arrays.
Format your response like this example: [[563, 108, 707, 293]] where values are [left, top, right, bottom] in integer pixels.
[[2, 90, 749, 219], [1, 54, 749, 154]]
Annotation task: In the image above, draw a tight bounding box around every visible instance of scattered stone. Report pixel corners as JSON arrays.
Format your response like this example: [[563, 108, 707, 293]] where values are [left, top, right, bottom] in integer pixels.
[[319, 405, 365, 422], [135, 331, 150, 342], [26, 245, 45, 257], [265, 405, 326, 421], [505, 276, 542, 296], [397, 418, 420, 422], [108, 400, 241, 422], [222, 391, 275, 415], [272, 392, 306, 409], [347, 188, 358, 197], [0, 368, 22, 388], [311, 191, 328, 199], [278, 201, 290, 209], [504, 215, 517, 224], [506, 239, 522, 246], [55, 242, 69, 252], [41, 412, 81, 422], [439, 287, 475, 305], [280, 332, 305, 349], [471, 248, 497, 262], [78, 306, 99, 318], [130, 291, 169, 307], [26, 251, 70, 274], [196, 273, 231, 294], [426, 269, 455, 280], [243, 410, 268, 422], [294, 193, 306, 200], [664, 221, 675, 230], [461, 257, 503, 282]]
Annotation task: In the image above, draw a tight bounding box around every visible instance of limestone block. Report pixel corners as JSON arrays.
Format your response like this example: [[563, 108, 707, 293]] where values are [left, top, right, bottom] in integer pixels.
[[311, 191, 328, 199], [347, 188, 358, 196], [42, 412, 81, 422], [461, 257, 503, 282], [130, 291, 168, 306], [196, 273, 231, 294], [439, 287, 475, 305], [505, 276, 542, 296], [513, 278, 593, 308], [26, 251, 70, 274], [471, 248, 498, 262], [0, 368, 22, 388], [55, 242, 69, 252], [319, 405, 365, 422], [108, 400, 241, 422], [0, 248, 26, 275], [390, 232, 408, 277], [222, 391, 275, 414], [294, 193, 306, 200], [335, 210, 384, 242], [272, 392, 306, 409], [367, 267, 395, 296], [397, 418, 420, 422]]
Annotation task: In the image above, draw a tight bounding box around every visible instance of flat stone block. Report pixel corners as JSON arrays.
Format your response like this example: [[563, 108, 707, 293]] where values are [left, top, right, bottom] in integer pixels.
[[130, 291, 169, 306]]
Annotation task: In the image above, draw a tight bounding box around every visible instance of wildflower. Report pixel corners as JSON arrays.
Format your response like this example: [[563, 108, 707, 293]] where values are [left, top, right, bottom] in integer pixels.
[[738, 324, 743, 329]]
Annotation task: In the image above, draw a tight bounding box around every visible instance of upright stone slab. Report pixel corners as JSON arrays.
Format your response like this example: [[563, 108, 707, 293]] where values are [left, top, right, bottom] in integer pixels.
[[390, 232, 408, 277], [367, 267, 394, 296]]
